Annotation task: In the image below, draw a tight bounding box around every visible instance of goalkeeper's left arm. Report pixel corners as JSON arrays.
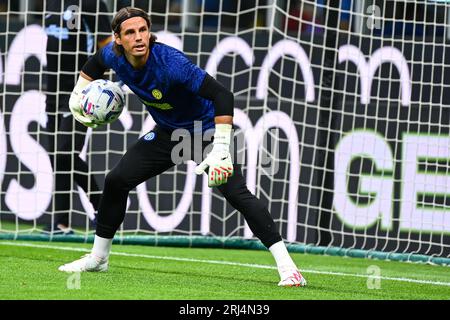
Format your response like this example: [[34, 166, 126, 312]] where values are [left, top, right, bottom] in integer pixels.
[[194, 74, 235, 187]]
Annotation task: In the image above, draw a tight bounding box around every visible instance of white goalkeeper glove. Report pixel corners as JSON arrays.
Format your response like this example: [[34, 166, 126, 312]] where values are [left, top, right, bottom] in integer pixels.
[[69, 76, 98, 128], [195, 124, 234, 187]]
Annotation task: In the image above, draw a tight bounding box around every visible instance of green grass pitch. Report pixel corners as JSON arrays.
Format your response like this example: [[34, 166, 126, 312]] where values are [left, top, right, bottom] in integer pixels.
[[0, 240, 449, 300]]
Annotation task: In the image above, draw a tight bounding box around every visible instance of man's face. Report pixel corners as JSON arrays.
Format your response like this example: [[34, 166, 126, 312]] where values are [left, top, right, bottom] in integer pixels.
[[115, 17, 150, 57]]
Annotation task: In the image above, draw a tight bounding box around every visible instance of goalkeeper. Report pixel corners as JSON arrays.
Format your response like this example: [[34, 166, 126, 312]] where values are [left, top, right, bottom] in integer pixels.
[[59, 7, 306, 287]]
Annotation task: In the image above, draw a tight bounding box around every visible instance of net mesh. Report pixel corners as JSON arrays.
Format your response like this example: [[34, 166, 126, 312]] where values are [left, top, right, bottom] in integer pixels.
[[0, 0, 449, 259]]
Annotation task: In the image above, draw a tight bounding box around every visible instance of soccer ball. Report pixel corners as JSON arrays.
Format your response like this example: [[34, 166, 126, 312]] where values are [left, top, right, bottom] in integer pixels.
[[81, 79, 125, 125]]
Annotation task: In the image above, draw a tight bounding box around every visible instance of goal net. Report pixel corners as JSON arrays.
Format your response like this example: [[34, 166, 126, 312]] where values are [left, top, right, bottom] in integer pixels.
[[0, 0, 449, 264]]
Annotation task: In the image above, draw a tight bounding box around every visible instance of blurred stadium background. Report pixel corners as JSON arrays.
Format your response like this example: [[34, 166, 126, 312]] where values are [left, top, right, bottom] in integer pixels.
[[0, 0, 450, 269]]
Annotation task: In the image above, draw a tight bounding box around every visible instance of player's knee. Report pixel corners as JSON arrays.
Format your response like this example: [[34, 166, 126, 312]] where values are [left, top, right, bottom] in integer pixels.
[[223, 190, 241, 205], [222, 185, 256, 207], [104, 169, 129, 191]]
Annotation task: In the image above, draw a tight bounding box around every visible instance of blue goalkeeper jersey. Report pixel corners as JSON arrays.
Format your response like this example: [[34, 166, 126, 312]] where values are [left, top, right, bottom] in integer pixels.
[[99, 42, 215, 133]]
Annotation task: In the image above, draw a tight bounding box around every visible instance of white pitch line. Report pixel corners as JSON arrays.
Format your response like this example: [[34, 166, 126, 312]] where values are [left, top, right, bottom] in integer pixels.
[[1, 241, 450, 287]]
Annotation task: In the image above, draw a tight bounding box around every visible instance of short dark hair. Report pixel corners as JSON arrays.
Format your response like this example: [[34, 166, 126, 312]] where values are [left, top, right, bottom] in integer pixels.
[[111, 7, 157, 56]]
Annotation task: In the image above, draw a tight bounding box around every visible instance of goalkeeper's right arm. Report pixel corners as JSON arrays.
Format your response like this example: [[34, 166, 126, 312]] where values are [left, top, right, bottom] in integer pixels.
[[70, 46, 108, 128], [69, 72, 98, 128]]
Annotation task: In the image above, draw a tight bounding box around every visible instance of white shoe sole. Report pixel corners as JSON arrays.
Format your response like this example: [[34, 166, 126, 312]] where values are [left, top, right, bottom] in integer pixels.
[[58, 265, 108, 273], [278, 278, 307, 287]]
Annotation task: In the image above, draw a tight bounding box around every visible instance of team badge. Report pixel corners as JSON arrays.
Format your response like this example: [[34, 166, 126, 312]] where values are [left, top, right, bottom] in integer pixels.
[[143, 131, 156, 141], [152, 89, 163, 100]]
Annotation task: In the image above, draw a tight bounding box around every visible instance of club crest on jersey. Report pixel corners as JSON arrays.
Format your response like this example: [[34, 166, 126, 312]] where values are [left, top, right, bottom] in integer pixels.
[[143, 131, 156, 141], [152, 89, 163, 100]]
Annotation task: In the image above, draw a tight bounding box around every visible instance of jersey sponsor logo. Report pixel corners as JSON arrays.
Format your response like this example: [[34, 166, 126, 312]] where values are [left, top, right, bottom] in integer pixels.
[[143, 131, 156, 141], [141, 99, 173, 110], [152, 89, 163, 100]]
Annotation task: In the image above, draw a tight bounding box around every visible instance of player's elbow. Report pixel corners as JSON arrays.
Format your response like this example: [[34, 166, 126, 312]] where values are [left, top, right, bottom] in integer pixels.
[[214, 88, 234, 117], [199, 74, 234, 117]]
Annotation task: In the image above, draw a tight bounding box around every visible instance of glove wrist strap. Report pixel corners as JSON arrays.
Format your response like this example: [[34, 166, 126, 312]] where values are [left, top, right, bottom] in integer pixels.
[[213, 123, 232, 146], [73, 76, 92, 95]]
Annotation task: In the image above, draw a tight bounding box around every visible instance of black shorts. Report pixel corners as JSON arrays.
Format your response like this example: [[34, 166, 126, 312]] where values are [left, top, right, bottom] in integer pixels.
[[98, 125, 283, 247]]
